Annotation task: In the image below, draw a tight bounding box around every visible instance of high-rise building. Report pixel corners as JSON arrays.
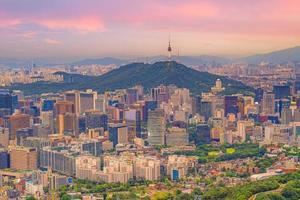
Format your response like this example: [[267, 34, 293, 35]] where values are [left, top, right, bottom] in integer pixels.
[[225, 96, 239, 117], [200, 100, 212, 120], [166, 127, 188, 146], [273, 85, 291, 99], [95, 95, 106, 113], [124, 109, 141, 140], [10, 146, 37, 170], [64, 90, 81, 114], [0, 89, 18, 115], [85, 110, 108, 131], [6, 113, 31, 140], [54, 101, 75, 116], [262, 92, 275, 115], [80, 90, 97, 113], [147, 109, 166, 145], [126, 88, 138, 105], [109, 123, 128, 147], [151, 85, 169, 103], [143, 100, 158, 121], [195, 124, 211, 144]]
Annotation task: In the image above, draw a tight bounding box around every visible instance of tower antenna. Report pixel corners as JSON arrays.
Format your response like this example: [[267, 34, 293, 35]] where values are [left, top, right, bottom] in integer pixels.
[[168, 35, 172, 61]]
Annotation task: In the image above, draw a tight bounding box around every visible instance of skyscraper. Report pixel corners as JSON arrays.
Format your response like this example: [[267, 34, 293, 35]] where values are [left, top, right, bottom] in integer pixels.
[[224, 96, 239, 117], [147, 108, 166, 145], [0, 89, 18, 115], [262, 92, 275, 115]]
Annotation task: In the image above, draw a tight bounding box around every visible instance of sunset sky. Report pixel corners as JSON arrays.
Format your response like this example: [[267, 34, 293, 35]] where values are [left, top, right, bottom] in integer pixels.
[[1, 0, 300, 60]]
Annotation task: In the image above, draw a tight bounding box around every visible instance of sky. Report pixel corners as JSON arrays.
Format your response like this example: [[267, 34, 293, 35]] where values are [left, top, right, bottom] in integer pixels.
[[1, 0, 300, 60]]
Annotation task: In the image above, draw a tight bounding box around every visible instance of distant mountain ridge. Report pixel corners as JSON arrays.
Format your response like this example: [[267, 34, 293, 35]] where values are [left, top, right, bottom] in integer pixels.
[[240, 46, 300, 64], [69, 46, 300, 66], [7, 61, 253, 95], [70, 57, 128, 66], [2, 46, 300, 67]]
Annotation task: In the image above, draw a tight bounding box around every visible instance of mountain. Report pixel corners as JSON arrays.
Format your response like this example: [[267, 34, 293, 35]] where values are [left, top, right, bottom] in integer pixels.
[[70, 57, 128, 66], [240, 46, 300, 64], [7, 61, 253, 95], [71, 55, 231, 67]]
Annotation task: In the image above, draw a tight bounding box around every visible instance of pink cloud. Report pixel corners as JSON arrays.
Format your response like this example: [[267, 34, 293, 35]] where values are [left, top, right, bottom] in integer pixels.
[[44, 38, 63, 45], [0, 18, 21, 27], [21, 31, 37, 39], [35, 17, 105, 33]]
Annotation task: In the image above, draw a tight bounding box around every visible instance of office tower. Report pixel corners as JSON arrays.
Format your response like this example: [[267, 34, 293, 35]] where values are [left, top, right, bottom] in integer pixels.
[[80, 90, 97, 113], [273, 85, 291, 99], [21, 137, 50, 167], [64, 90, 81, 114], [40, 111, 54, 131], [126, 88, 138, 105], [262, 92, 275, 115], [0, 149, 10, 169], [85, 110, 108, 131], [147, 109, 166, 145], [151, 85, 169, 102], [95, 94, 106, 113], [254, 88, 264, 103], [225, 96, 239, 117], [281, 108, 293, 124], [54, 101, 75, 116], [124, 109, 142, 140], [0, 89, 18, 115], [195, 124, 211, 144], [0, 127, 9, 148], [200, 100, 212, 120], [75, 155, 101, 181], [134, 157, 160, 181], [211, 96, 224, 116], [143, 100, 158, 121], [64, 113, 78, 136], [166, 127, 188, 146], [10, 146, 37, 170], [109, 123, 128, 147], [6, 113, 31, 140], [42, 99, 55, 111]]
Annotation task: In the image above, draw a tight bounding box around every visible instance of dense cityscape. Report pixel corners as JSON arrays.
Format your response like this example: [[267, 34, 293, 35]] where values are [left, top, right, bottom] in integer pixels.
[[1, 1, 300, 200], [1, 54, 300, 199]]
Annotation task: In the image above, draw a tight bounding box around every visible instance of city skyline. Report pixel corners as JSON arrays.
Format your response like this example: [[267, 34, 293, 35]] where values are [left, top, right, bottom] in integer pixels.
[[1, 0, 300, 60]]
